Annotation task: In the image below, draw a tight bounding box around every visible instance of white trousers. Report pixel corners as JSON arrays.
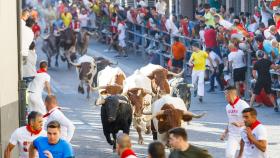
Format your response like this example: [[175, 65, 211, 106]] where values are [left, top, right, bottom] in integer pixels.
[[28, 93, 46, 115], [226, 134, 241, 158], [192, 70, 205, 97]]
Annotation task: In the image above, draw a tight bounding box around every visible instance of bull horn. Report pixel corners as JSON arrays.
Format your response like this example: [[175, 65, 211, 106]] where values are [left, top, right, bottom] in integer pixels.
[[95, 96, 105, 105], [109, 61, 118, 66], [69, 61, 80, 67], [91, 86, 107, 91], [143, 111, 152, 115], [118, 99, 127, 104], [190, 112, 207, 119], [168, 69, 184, 77]]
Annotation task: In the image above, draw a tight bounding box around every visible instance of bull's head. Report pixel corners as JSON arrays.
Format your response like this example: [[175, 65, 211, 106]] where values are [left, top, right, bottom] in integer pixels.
[[127, 88, 149, 117], [102, 95, 128, 123], [156, 104, 193, 134]]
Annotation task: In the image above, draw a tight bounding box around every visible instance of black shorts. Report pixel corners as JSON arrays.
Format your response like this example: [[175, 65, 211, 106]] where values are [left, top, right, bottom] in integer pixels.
[[254, 81, 272, 95], [172, 59, 184, 68], [233, 67, 246, 82]]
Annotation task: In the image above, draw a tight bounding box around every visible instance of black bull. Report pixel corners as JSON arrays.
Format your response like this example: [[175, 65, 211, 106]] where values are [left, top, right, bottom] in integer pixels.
[[100, 95, 132, 150]]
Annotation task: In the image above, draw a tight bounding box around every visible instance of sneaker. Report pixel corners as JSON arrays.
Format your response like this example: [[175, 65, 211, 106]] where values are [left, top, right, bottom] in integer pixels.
[[194, 89, 197, 97], [199, 97, 203, 103], [274, 107, 279, 112]]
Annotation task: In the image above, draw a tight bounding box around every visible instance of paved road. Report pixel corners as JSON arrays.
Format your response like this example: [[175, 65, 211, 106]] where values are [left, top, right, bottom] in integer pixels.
[[36, 38, 280, 158]]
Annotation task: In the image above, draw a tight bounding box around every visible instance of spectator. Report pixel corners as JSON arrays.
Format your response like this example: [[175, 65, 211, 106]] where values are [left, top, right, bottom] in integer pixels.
[[61, 7, 72, 28], [238, 108, 268, 158], [214, 14, 233, 30], [156, 0, 167, 16], [249, 50, 280, 112], [44, 95, 75, 142], [221, 86, 249, 158], [23, 42, 37, 85], [29, 121, 74, 158], [228, 43, 246, 97], [21, 9, 34, 57], [203, 4, 215, 27], [78, 7, 89, 29], [264, 25, 276, 40], [116, 133, 137, 158], [147, 141, 165, 158], [204, 26, 221, 57], [263, 39, 279, 61], [166, 15, 179, 35], [189, 42, 214, 103], [260, 1, 272, 27], [28, 61, 51, 114], [168, 127, 213, 158], [171, 37, 186, 73], [116, 18, 128, 57], [4, 111, 46, 158], [206, 48, 224, 92]]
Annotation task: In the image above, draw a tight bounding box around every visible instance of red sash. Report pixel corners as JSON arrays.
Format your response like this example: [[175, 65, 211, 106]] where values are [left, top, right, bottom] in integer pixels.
[[229, 97, 240, 108]]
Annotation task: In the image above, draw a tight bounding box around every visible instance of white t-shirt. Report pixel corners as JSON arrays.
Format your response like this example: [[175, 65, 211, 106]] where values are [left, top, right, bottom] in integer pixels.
[[264, 28, 276, 40], [241, 124, 268, 158], [21, 19, 34, 57], [219, 19, 233, 30], [9, 126, 46, 158], [23, 50, 37, 78], [78, 13, 89, 28], [28, 72, 51, 94], [127, 10, 134, 23], [261, 10, 271, 27], [44, 107, 75, 142], [228, 50, 246, 69], [226, 99, 249, 136], [208, 51, 222, 67], [118, 22, 126, 40], [165, 19, 179, 35]]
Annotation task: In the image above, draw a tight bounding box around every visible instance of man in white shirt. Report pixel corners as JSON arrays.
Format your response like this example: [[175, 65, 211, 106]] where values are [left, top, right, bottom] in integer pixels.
[[116, 18, 128, 57], [156, 0, 167, 16], [23, 42, 37, 85], [21, 10, 34, 57], [221, 86, 249, 158], [4, 111, 46, 158], [238, 108, 268, 158], [165, 16, 179, 35], [264, 25, 276, 40], [44, 95, 75, 142], [228, 43, 246, 96], [206, 48, 224, 92], [78, 8, 89, 29], [28, 61, 51, 115]]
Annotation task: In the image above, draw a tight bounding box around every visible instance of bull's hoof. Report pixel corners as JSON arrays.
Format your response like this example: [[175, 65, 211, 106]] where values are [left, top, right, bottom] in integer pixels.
[[78, 86, 84, 94], [145, 127, 151, 135]]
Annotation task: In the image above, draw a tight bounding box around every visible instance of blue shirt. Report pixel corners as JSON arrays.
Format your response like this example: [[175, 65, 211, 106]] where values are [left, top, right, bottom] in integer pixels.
[[33, 137, 74, 158]]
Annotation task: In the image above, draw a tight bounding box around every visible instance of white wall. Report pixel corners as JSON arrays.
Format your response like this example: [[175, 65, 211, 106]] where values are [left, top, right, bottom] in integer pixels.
[[0, 0, 19, 107]]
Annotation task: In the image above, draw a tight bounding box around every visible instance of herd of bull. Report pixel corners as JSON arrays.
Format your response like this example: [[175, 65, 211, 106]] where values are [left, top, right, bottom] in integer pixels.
[[69, 56, 206, 151]]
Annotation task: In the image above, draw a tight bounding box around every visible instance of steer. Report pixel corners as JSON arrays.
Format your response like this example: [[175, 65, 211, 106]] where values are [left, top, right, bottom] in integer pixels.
[[100, 95, 132, 151], [70, 54, 97, 99], [152, 95, 205, 145], [123, 70, 153, 144], [169, 77, 193, 110], [140, 64, 183, 98], [94, 66, 126, 105]]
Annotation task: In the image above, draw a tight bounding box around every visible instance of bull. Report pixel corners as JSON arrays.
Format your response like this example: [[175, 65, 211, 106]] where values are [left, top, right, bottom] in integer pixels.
[[76, 28, 95, 56], [100, 95, 132, 151], [151, 95, 205, 145], [123, 70, 154, 144], [41, 31, 60, 67], [70, 54, 97, 99]]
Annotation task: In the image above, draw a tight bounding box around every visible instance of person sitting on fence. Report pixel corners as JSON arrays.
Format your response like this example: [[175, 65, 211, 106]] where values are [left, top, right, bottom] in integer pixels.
[[171, 37, 186, 73]]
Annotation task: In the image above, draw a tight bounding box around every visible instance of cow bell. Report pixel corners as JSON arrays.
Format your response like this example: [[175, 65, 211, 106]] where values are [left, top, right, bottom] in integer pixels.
[[95, 96, 105, 105]]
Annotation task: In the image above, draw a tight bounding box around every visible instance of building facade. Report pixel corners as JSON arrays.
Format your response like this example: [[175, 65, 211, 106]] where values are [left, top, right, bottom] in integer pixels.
[[0, 0, 20, 157]]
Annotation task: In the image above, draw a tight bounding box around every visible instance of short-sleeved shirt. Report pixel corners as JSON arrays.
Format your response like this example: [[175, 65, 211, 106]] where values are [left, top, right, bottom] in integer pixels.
[[190, 50, 208, 71], [169, 144, 213, 158], [9, 126, 46, 158], [253, 59, 272, 84], [208, 51, 222, 67], [204, 12, 215, 27], [118, 22, 126, 40], [28, 72, 51, 94], [228, 50, 246, 69], [172, 42, 186, 60], [33, 137, 74, 158], [204, 28, 217, 48], [226, 98, 249, 136], [241, 124, 268, 158]]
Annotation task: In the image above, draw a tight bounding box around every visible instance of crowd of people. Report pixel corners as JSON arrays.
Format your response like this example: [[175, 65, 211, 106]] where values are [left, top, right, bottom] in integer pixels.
[[10, 0, 280, 157]]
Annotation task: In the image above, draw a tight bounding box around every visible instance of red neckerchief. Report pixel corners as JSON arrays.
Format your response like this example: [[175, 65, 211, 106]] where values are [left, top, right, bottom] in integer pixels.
[[37, 68, 47, 73], [121, 149, 136, 158], [229, 97, 239, 108], [26, 125, 42, 136], [43, 107, 61, 118], [250, 120, 261, 130]]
